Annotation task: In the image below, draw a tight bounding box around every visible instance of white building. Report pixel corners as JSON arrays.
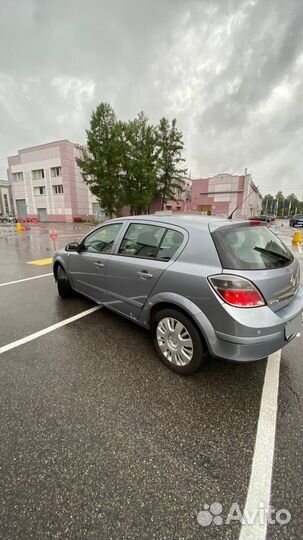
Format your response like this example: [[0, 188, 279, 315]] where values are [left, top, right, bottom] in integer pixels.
[[0, 179, 13, 215]]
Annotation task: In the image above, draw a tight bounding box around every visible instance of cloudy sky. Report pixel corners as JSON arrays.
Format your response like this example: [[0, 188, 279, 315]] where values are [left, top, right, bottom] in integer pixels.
[[0, 0, 302, 197]]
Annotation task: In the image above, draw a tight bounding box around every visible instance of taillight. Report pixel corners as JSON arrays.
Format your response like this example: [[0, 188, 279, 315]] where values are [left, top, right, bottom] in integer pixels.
[[208, 275, 265, 307]]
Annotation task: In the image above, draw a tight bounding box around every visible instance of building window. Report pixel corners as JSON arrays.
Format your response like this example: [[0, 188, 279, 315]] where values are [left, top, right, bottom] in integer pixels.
[[12, 172, 24, 182], [53, 185, 64, 194], [33, 186, 46, 196], [51, 166, 62, 177], [3, 194, 9, 213], [32, 169, 45, 180]]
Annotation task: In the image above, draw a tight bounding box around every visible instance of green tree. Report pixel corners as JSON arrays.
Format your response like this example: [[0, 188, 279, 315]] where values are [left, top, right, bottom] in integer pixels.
[[77, 105, 188, 217], [120, 113, 158, 214], [263, 192, 303, 216], [275, 191, 285, 217], [156, 118, 187, 210], [286, 193, 300, 215], [262, 193, 274, 214], [76, 103, 124, 218]]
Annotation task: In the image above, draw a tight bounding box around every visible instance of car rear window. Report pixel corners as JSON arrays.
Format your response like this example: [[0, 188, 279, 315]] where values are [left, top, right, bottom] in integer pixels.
[[212, 225, 294, 270]]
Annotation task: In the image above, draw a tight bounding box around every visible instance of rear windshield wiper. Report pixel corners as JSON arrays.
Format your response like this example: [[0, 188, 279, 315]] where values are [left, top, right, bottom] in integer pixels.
[[254, 246, 291, 262]]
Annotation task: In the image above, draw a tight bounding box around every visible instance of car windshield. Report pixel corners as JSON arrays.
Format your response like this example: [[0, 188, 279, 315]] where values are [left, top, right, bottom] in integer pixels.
[[212, 225, 294, 270]]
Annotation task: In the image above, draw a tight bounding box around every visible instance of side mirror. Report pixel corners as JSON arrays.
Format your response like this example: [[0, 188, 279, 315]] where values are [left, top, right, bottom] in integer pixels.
[[65, 242, 80, 252]]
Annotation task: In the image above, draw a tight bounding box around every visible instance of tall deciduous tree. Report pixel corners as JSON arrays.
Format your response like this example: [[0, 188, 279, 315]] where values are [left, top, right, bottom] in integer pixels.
[[156, 118, 187, 210], [76, 103, 124, 218]]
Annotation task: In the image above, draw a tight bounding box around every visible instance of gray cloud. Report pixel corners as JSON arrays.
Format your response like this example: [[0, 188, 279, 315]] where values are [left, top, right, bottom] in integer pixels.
[[0, 0, 302, 197]]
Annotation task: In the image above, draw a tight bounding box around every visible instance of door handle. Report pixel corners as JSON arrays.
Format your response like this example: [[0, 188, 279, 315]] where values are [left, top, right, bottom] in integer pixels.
[[137, 270, 153, 279], [94, 261, 104, 268]]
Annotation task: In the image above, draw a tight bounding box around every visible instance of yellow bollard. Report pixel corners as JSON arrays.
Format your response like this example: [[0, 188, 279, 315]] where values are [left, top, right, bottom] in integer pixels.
[[292, 231, 302, 245], [16, 222, 22, 233]]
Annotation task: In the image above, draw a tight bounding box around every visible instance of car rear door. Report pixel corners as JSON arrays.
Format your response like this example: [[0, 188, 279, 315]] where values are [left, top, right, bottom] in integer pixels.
[[105, 222, 185, 320]]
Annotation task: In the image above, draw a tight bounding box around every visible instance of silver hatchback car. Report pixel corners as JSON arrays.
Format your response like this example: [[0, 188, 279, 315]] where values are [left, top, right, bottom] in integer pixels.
[[53, 215, 303, 374]]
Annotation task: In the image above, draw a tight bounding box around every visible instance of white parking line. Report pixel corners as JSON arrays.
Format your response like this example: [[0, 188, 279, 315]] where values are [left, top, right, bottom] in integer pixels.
[[0, 273, 53, 287], [239, 350, 281, 540], [0, 306, 101, 354]]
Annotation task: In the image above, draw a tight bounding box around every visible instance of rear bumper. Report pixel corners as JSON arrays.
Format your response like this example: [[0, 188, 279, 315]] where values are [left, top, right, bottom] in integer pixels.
[[210, 326, 300, 363], [195, 285, 303, 362]]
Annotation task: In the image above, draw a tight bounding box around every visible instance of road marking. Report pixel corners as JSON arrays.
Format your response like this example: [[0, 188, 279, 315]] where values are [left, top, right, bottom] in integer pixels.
[[239, 350, 281, 540], [0, 306, 101, 354], [298, 245, 302, 253], [27, 258, 53, 266], [0, 273, 53, 287]]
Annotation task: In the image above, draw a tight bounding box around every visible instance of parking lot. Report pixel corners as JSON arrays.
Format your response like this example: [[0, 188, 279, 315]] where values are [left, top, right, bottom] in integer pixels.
[[0, 221, 302, 540]]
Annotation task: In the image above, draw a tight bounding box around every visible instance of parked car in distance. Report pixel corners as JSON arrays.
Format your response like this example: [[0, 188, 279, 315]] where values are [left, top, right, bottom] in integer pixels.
[[53, 215, 303, 375], [249, 214, 275, 223], [293, 217, 303, 228], [0, 214, 16, 224], [289, 214, 303, 227]]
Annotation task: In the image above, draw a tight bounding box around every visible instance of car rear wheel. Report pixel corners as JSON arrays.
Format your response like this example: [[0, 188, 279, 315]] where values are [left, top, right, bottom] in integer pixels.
[[57, 265, 73, 298], [153, 308, 207, 375]]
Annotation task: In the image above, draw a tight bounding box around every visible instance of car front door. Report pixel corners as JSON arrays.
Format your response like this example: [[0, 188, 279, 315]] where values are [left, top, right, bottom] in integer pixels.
[[105, 222, 185, 320], [67, 222, 123, 303]]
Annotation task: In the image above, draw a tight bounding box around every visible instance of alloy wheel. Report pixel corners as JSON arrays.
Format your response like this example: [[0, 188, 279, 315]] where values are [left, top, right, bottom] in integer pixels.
[[156, 317, 194, 366]]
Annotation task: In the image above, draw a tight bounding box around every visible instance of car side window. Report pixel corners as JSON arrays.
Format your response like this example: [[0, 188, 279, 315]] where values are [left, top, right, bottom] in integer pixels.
[[118, 223, 184, 260], [118, 223, 166, 258], [82, 223, 122, 253], [157, 229, 184, 261]]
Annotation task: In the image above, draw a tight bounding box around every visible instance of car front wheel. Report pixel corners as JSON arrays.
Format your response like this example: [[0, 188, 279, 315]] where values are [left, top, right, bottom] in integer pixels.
[[56, 265, 73, 298], [153, 308, 207, 375]]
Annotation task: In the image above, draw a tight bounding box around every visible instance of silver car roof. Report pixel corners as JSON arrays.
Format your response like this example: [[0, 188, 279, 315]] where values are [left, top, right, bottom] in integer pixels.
[[107, 214, 248, 231]]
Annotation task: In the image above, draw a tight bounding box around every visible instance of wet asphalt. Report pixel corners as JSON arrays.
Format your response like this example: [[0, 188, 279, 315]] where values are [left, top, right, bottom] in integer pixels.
[[0, 222, 302, 540]]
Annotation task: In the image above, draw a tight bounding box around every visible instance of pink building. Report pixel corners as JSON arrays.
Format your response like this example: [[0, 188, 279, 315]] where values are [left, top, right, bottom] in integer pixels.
[[119, 177, 192, 216], [188, 172, 262, 219], [7, 140, 102, 222], [148, 178, 192, 214]]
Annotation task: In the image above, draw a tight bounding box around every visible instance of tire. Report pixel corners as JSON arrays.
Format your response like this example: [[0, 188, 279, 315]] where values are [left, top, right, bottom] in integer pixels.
[[57, 265, 73, 298], [152, 308, 207, 375]]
